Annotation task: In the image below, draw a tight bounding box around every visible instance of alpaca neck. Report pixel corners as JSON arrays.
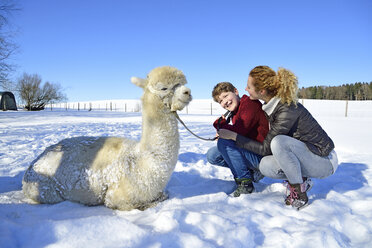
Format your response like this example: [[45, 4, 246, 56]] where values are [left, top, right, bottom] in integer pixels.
[[140, 102, 179, 154]]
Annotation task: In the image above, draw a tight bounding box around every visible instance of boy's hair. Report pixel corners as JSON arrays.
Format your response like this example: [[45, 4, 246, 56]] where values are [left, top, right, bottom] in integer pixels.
[[249, 65, 298, 105], [212, 82, 236, 102]]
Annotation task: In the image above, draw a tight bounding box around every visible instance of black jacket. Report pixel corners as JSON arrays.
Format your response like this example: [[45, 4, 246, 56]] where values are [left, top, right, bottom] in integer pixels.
[[236, 101, 334, 157]]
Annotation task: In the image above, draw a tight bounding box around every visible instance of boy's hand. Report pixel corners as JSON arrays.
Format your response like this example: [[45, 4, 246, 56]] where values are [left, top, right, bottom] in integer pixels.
[[217, 129, 237, 141]]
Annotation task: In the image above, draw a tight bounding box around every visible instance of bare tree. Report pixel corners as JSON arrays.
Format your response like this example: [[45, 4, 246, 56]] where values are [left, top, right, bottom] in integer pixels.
[[0, 0, 19, 89], [17, 73, 67, 111]]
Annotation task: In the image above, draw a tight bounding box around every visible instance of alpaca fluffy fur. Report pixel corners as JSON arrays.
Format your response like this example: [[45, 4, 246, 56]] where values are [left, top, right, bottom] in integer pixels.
[[22, 66, 192, 210]]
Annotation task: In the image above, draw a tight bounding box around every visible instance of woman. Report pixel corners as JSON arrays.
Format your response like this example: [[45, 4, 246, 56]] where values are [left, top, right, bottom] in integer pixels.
[[218, 65, 338, 210]]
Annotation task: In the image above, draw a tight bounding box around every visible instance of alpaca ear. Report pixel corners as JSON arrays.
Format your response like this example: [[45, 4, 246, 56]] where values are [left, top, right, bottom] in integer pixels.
[[131, 77, 147, 88]]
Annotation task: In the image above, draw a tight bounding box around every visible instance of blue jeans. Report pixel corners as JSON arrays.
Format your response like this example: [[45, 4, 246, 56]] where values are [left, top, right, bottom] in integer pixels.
[[259, 135, 337, 184], [206, 146, 229, 168], [206, 138, 263, 180]]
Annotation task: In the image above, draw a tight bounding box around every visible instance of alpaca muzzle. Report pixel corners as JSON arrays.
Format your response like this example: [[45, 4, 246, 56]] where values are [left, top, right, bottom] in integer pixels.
[[171, 85, 192, 111]]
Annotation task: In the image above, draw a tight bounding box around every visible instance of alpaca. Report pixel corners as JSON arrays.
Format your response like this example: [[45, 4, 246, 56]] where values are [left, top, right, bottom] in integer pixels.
[[22, 66, 192, 210]]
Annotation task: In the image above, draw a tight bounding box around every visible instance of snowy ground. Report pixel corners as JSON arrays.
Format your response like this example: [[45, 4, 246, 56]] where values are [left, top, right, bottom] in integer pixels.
[[1, 101, 372, 248]]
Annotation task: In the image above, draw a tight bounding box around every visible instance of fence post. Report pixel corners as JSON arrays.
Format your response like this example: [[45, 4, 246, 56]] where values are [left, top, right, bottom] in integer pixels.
[[345, 100, 348, 117], [210, 102, 212, 115]]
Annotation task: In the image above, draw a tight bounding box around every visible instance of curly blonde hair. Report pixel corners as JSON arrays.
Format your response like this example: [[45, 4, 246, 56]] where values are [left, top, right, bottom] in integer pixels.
[[249, 65, 298, 105]]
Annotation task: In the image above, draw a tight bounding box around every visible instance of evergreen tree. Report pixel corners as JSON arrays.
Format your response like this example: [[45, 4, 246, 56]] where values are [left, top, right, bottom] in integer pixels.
[[298, 82, 372, 100]]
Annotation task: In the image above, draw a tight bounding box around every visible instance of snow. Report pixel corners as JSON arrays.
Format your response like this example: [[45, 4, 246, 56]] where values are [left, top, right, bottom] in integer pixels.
[[1, 99, 372, 248]]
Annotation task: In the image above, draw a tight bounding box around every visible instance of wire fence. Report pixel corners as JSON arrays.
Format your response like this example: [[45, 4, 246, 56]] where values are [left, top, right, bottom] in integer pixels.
[[46, 99, 372, 118]]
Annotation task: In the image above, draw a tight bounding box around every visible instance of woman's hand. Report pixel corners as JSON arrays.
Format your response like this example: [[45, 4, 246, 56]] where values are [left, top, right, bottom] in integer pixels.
[[217, 129, 237, 141]]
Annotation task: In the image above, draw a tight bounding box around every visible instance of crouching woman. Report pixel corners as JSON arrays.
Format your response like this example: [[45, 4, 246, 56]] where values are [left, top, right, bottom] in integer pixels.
[[218, 65, 338, 210]]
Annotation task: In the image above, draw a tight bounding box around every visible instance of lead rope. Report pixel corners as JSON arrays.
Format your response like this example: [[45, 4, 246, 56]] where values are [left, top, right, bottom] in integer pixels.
[[175, 112, 217, 141]]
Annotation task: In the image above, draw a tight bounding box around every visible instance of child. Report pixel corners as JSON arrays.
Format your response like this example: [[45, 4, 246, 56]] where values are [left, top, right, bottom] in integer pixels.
[[206, 82, 269, 196], [218, 66, 338, 210]]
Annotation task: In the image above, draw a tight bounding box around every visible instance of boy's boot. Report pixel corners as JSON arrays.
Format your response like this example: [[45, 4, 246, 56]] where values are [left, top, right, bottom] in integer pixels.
[[233, 178, 254, 197], [285, 182, 309, 210], [250, 169, 264, 182]]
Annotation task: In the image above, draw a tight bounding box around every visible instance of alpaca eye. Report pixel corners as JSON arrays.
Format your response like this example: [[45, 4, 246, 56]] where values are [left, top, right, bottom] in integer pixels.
[[161, 87, 168, 91]]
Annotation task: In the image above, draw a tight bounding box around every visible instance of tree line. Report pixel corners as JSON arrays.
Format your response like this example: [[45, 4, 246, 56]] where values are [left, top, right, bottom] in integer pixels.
[[298, 82, 372, 100]]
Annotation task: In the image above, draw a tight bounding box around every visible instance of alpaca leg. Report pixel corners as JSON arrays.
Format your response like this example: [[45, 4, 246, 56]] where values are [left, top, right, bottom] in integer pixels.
[[104, 196, 137, 211], [22, 179, 64, 204], [137, 191, 169, 211], [155, 191, 169, 202], [104, 182, 138, 211], [22, 167, 64, 204]]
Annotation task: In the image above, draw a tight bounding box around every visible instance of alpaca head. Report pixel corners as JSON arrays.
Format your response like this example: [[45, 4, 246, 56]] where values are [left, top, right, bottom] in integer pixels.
[[131, 66, 192, 112]]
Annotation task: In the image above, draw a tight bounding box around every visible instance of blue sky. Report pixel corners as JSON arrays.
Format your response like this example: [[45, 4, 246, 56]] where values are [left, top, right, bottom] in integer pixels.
[[11, 0, 372, 101]]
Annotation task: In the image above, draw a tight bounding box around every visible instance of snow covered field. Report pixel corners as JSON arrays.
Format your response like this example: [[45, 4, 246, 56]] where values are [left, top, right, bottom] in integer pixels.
[[1, 99, 372, 248]]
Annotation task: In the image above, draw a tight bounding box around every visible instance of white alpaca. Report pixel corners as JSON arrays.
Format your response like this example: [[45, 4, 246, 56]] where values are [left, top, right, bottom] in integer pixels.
[[22, 66, 192, 210]]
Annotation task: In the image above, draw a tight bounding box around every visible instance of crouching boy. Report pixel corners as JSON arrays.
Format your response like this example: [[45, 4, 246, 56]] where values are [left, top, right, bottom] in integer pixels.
[[206, 82, 268, 196]]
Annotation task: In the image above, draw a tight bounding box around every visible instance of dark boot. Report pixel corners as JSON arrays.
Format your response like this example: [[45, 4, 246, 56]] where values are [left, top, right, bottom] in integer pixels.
[[285, 177, 312, 206], [250, 169, 264, 182], [285, 182, 308, 210], [233, 178, 254, 197]]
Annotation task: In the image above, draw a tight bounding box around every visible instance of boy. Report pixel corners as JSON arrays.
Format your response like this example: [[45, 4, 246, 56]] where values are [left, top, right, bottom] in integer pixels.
[[206, 82, 269, 196]]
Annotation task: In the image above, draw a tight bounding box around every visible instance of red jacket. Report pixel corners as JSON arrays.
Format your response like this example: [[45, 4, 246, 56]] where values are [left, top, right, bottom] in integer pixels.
[[213, 95, 269, 143]]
